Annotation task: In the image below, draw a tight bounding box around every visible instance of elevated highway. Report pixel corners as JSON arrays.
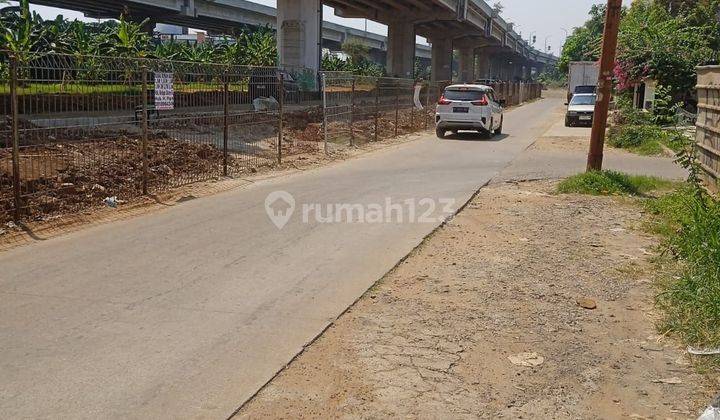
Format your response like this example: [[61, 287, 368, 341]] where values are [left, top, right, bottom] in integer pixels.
[[30, 0, 556, 81], [29, 0, 432, 62], [325, 0, 557, 79]]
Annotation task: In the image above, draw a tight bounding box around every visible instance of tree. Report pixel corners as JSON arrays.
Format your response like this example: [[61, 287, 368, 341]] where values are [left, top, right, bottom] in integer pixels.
[[616, 0, 719, 97], [236, 27, 277, 66], [100, 15, 152, 58], [341, 39, 369, 64], [558, 4, 610, 72], [0, 0, 53, 62]]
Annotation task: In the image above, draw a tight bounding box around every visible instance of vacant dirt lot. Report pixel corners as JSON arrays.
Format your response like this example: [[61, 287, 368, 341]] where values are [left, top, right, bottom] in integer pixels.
[[237, 180, 715, 419]]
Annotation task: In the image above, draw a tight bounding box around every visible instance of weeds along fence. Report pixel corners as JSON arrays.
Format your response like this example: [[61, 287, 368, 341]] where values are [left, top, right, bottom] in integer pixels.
[[696, 66, 720, 191], [0, 52, 323, 223]]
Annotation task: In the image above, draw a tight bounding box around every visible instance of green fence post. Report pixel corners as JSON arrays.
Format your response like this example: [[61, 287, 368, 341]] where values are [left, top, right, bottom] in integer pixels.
[[10, 55, 22, 222], [223, 79, 229, 176], [277, 72, 284, 165], [141, 66, 149, 195]]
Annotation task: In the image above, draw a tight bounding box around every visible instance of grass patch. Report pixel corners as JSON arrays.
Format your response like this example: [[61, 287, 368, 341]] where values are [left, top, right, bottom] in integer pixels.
[[557, 170, 675, 196], [645, 186, 720, 369], [607, 124, 689, 156]]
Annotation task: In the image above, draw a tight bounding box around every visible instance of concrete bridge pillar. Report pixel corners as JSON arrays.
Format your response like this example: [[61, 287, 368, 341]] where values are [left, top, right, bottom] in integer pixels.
[[499, 58, 512, 82], [523, 65, 532, 81], [457, 47, 474, 83], [514, 64, 524, 81], [430, 37, 453, 82], [490, 57, 501, 79], [476, 53, 491, 80], [277, 0, 322, 73], [536, 63, 546, 76], [387, 20, 416, 78]]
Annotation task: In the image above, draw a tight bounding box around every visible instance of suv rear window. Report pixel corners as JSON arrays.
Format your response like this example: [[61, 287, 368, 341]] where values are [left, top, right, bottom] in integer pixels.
[[574, 85, 596, 94], [444, 89, 486, 101]]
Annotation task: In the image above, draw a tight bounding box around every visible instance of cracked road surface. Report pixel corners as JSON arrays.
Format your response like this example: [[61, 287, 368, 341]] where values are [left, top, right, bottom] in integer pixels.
[[2, 97, 560, 419], [237, 180, 709, 419]]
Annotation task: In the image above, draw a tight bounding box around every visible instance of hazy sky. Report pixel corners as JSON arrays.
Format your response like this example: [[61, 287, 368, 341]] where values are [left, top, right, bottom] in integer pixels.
[[16, 0, 632, 56]]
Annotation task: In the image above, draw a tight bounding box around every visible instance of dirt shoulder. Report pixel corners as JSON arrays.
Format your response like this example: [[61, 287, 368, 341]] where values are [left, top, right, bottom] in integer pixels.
[[237, 180, 715, 419]]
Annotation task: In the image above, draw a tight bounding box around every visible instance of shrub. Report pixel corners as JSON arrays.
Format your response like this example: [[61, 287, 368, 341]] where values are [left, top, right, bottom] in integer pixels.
[[608, 123, 692, 156], [607, 124, 666, 155], [647, 187, 720, 353], [612, 96, 653, 126]]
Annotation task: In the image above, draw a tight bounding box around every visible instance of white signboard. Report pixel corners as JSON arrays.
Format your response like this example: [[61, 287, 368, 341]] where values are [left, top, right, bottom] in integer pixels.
[[414, 84, 424, 110], [154, 72, 174, 110]]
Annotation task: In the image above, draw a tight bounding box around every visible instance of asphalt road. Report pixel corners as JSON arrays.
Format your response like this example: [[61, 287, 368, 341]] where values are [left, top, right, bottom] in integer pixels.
[[498, 105, 687, 182], [1, 96, 561, 419]]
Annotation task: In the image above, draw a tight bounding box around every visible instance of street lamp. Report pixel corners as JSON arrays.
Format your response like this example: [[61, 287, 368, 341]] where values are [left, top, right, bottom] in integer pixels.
[[560, 27, 569, 53], [528, 31, 537, 45], [544, 36, 552, 52]]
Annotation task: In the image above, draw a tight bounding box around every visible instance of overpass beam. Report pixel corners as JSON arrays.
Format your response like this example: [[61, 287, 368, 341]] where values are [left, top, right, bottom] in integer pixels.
[[430, 37, 452, 82], [457, 46, 474, 83], [277, 0, 322, 73], [387, 20, 415, 78]]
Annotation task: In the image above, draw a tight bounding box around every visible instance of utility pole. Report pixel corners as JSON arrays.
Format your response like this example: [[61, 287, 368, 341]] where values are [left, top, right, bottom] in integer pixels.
[[587, 0, 623, 171]]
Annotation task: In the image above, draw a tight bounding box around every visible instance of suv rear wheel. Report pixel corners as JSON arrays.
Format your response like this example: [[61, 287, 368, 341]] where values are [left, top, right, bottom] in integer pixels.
[[495, 117, 503, 135], [436, 127, 446, 139]]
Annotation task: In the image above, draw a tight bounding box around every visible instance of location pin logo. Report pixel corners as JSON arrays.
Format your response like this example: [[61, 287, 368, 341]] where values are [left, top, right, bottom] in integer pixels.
[[265, 191, 295, 230]]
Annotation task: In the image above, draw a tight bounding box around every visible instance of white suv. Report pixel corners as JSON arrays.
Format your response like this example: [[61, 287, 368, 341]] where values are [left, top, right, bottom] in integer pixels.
[[435, 84, 504, 139]]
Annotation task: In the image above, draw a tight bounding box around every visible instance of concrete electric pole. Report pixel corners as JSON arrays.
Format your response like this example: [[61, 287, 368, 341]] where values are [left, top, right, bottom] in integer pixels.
[[586, 0, 623, 171]]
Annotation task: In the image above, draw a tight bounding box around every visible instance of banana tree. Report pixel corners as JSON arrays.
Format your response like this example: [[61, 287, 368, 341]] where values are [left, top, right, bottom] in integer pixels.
[[99, 16, 152, 84], [0, 0, 51, 63], [100, 15, 151, 58]]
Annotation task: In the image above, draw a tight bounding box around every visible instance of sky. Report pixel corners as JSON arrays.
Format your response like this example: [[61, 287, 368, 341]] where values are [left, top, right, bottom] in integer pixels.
[[15, 0, 632, 57]]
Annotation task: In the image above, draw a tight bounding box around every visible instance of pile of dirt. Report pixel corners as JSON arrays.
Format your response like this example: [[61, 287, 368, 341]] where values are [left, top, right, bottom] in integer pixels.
[[0, 134, 237, 222], [285, 123, 323, 150], [285, 107, 323, 130]]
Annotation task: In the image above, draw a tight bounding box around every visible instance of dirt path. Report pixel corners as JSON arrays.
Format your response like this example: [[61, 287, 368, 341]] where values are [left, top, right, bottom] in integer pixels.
[[237, 180, 714, 419]]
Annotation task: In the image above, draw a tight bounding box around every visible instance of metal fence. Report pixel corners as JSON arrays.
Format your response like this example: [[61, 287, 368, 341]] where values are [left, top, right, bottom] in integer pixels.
[[321, 73, 447, 148], [0, 52, 324, 223], [696, 66, 720, 191], [1, 52, 543, 223], [321, 73, 543, 148]]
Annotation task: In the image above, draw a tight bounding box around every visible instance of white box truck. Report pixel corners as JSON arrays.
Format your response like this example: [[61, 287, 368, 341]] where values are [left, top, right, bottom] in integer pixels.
[[567, 61, 599, 103]]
